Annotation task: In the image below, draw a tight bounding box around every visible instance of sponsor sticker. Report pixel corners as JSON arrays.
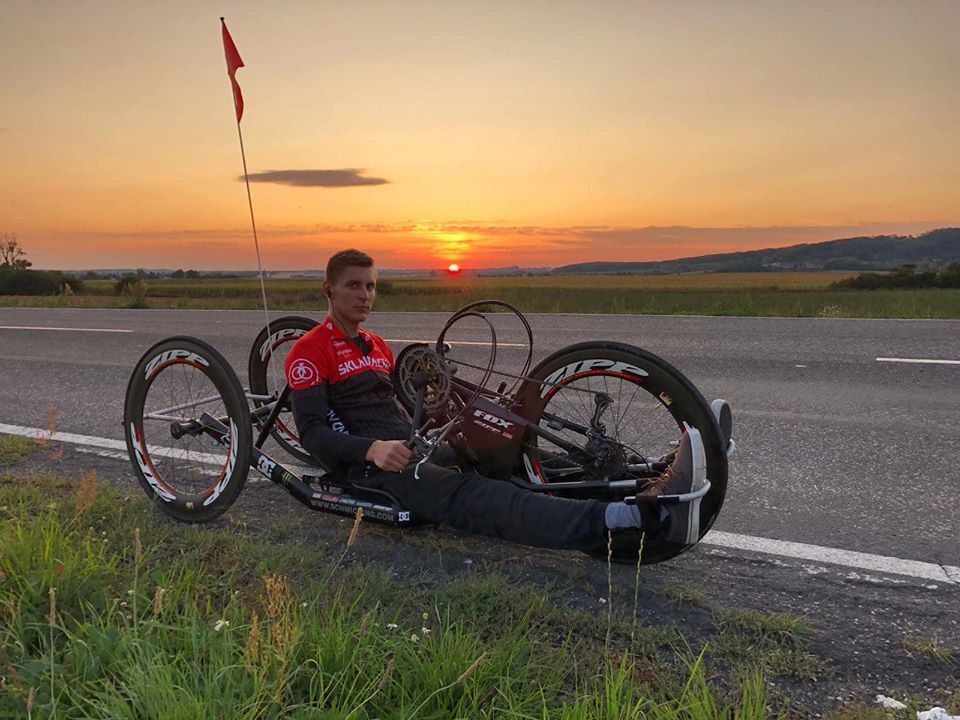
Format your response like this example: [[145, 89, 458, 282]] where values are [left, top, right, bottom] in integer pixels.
[[145, 349, 209, 380], [288, 358, 320, 388], [337, 355, 391, 376], [131, 422, 175, 502], [256, 455, 277, 477], [202, 421, 238, 507], [540, 359, 648, 398], [259, 328, 308, 361]]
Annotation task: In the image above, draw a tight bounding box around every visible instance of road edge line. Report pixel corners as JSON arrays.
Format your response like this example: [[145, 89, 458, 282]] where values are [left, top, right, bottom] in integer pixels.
[[2, 423, 958, 585]]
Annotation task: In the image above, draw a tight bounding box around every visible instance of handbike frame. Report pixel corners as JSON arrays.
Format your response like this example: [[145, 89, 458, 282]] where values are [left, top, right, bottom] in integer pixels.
[[126, 304, 729, 565], [177, 397, 418, 526], [174, 365, 688, 529]]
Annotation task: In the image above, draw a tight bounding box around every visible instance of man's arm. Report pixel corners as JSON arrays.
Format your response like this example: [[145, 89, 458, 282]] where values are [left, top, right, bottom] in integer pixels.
[[289, 385, 412, 472]]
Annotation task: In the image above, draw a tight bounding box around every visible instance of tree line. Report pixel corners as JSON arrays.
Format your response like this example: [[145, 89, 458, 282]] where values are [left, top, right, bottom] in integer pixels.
[[830, 262, 960, 289], [0, 234, 84, 295], [0, 235, 249, 297]]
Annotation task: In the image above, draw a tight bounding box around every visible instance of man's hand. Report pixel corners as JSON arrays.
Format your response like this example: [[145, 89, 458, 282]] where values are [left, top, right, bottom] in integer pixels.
[[365, 440, 413, 473]]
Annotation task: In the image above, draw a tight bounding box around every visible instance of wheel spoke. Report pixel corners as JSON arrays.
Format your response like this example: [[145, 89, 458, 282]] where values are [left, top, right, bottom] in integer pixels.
[[529, 364, 690, 486], [139, 360, 232, 497]]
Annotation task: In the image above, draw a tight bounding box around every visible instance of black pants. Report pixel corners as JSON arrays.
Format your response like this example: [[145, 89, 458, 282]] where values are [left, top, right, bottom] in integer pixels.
[[354, 460, 609, 552]]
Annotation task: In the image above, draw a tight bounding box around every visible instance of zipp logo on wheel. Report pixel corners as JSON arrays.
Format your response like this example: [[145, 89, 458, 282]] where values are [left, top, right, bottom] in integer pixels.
[[259, 328, 308, 361], [144, 349, 209, 379], [540, 359, 648, 398], [287, 358, 320, 388]]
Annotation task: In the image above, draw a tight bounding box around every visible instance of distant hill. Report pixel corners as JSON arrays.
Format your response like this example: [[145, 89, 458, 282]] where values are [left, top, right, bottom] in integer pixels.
[[552, 228, 960, 275]]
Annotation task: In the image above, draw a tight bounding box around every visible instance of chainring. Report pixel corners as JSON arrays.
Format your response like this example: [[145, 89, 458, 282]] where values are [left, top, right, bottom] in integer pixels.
[[394, 343, 453, 413]]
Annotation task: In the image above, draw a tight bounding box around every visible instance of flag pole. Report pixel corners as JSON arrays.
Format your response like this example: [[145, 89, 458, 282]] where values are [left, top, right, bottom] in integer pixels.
[[221, 17, 279, 395], [234, 107, 278, 393]]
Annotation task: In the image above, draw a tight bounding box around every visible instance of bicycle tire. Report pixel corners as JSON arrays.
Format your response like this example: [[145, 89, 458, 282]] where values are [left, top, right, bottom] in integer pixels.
[[124, 336, 252, 523], [247, 315, 319, 465], [517, 341, 727, 565]]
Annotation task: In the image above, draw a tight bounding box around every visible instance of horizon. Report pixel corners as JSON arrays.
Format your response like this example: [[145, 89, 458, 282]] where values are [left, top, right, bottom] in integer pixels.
[[26, 225, 960, 274], [3, 1, 959, 270]]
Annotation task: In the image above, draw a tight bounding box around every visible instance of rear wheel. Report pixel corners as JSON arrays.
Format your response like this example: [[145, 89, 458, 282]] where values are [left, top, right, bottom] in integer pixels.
[[124, 336, 252, 522], [247, 316, 319, 464], [518, 341, 727, 564]]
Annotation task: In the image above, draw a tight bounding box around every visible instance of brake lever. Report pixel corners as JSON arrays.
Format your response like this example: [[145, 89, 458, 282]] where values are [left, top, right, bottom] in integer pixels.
[[406, 417, 436, 454], [410, 415, 464, 479], [405, 376, 439, 478]]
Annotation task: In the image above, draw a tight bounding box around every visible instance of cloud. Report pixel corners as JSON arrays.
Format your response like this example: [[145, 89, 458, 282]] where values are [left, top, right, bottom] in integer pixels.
[[243, 169, 389, 188]]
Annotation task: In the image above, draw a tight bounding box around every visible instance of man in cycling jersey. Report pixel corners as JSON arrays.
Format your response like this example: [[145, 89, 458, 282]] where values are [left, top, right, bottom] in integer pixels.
[[285, 249, 708, 554]]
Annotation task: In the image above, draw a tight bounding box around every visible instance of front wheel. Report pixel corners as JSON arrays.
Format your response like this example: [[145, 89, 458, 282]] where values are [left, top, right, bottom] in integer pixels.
[[248, 316, 319, 464], [124, 336, 252, 523], [518, 341, 727, 565]]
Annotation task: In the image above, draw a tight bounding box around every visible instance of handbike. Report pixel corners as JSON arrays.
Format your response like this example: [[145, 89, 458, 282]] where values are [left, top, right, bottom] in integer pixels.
[[123, 301, 732, 564]]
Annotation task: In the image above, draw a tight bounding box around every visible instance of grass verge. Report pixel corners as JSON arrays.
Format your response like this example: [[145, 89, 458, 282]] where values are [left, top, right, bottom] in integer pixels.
[[663, 581, 707, 608], [4, 468, 955, 717], [0, 469, 799, 719], [0, 435, 39, 466], [710, 609, 831, 681], [903, 635, 956, 666]]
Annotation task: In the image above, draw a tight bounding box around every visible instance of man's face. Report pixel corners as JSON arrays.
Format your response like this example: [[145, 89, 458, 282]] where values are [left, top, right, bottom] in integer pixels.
[[326, 265, 377, 325]]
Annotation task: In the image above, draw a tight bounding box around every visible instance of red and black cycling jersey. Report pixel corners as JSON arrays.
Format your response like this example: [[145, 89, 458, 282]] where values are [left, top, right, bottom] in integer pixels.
[[285, 317, 410, 472]]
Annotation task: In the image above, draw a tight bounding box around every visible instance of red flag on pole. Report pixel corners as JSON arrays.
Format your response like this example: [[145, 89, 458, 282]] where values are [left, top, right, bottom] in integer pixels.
[[220, 18, 245, 122]]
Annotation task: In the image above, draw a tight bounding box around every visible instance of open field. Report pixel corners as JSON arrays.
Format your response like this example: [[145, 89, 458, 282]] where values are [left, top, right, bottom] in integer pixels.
[[3, 272, 960, 318]]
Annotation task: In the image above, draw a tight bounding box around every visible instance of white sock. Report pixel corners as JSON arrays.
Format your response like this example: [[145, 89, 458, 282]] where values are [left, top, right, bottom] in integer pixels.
[[604, 502, 670, 531], [604, 502, 643, 530]]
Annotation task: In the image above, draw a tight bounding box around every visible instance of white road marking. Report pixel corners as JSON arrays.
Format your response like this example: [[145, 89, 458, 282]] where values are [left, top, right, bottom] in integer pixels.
[[876, 357, 960, 366], [384, 338, 526, 348], [0, 423, 316, 478], [72, 446, 275, 484], [794, 364, 807, 368], [3, 422, 959, 585], [1, 423, 129, 451], [0, 327, 520, 345], [702, 531, 958, 585], [0, 325, 132, 333]]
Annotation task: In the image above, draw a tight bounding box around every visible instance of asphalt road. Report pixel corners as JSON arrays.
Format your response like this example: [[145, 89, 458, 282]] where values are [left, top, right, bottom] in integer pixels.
[[1, 307, 958, 567]]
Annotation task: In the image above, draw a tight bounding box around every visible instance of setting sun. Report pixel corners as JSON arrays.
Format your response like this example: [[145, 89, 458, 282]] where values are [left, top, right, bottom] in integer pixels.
[[447, 263, 460, 274], [1, 4, 957, 270]]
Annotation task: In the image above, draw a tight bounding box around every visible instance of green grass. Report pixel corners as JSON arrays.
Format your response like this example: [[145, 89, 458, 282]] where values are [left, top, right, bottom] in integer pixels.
[[903, 635, 956, 666], [709, 609, 832, 681], [6, 467, 959, 717], [8, 468, 955, 718], [0, 434, 38, 466], [3, 274, 960, 318], [1, 469, 799, 719], [663, 582, 707, 608]]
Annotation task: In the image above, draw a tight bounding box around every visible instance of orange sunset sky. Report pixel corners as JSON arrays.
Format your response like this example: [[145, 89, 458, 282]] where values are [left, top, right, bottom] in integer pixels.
[[2, 1, 958, 270]]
